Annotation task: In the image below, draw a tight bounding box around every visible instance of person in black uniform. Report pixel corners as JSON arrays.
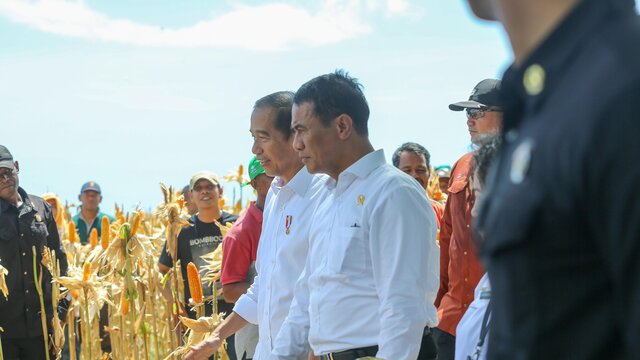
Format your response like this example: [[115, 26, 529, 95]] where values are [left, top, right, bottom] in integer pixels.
[[0, 145, 68, 359], [466, 0, 640, 359]]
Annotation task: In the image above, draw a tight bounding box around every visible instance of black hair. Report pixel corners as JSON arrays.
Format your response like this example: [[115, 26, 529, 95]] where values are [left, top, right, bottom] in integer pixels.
[[473, 135, 502, 187], [254, 91, 295, 139], [293, 69, 370, 135], [392, 142, 431, 168]]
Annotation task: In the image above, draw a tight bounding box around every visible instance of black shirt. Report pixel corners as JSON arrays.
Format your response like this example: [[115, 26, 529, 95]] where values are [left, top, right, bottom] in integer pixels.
[[0, 187, 68, 338], [159, 212, 238, 313], [477, 1, 640, 359]]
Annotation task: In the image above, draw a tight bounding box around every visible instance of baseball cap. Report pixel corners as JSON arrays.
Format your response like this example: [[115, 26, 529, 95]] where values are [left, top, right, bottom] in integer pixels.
[[80, 181, 102, 194], [0, 145, 15, 169], [435, 165, 452, 178], [190, 171, 220, 190], [242, 156, 266, 187], [449, 79, 503, 111]]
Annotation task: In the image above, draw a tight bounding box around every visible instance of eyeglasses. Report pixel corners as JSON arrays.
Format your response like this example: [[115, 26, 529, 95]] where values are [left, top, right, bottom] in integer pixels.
[[466, 107, 502, 120], [0, 168, 17, 182]]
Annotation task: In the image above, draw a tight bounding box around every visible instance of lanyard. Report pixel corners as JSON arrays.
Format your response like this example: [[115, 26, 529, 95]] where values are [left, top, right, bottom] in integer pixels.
[[468, 300, 492, 360]]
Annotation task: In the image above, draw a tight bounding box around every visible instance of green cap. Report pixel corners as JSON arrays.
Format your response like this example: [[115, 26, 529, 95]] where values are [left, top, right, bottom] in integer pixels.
[[243, 156, 266, 186]]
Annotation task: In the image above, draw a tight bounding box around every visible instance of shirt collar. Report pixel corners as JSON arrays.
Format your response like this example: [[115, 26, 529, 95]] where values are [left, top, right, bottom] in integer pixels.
[[325, 149, 386, 192], [77, 206, 102, 222], [271, 166, 314, 197], [501, 0, 635, 132], [0, 187, 30, 215]]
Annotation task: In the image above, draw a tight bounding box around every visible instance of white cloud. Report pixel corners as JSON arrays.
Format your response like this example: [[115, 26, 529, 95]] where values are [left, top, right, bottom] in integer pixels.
[[0, 0, 374, 51], [385, 0, 409, 16]]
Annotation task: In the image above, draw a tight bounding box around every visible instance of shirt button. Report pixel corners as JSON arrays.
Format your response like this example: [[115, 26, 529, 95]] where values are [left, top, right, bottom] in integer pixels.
[[24, 271, 28, 276], [21, 233, 24, 237], [463, 251, 468, 255], [463, 304, 468, 308], [25, 289, 29, 294], [26, 308, 29, 312], [466, 224, 470, 228], [22, 252, 26, 256], [464, 278, 468, 282]]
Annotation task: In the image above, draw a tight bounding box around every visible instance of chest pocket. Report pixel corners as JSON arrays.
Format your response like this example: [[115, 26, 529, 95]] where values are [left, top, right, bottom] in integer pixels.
[[480, 181, 544, 255], [327, 226, 367, 275], [29, 217, 49, 248]]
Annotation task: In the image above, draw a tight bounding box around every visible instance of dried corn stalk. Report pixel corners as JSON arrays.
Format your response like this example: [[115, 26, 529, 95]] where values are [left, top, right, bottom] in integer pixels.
[[0, 264, 8, 300]]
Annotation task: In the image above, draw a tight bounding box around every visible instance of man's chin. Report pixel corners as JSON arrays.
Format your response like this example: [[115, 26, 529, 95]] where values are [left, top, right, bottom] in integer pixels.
[[467, 0, 499, 21], [472, 132, 500, 146]]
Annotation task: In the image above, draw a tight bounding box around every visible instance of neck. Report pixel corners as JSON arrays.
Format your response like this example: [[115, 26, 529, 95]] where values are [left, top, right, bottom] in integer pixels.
[[2, 191, 21, 207], [497, 0, 579, 66], [198, 207, 221, 223], [255, 195, 266, 211], [280, 163, 304, 185], [82, 207, 98, 220], [328, 140, 375, 180]]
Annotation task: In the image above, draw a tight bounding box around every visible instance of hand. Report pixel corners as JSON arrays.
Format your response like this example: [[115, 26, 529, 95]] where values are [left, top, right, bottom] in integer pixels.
[[184, 335, 223, 360]]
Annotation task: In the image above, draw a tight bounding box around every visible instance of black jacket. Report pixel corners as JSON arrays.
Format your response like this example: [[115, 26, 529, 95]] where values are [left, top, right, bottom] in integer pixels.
[[0, 187, 68, 338], [477, 0, 640, 359]]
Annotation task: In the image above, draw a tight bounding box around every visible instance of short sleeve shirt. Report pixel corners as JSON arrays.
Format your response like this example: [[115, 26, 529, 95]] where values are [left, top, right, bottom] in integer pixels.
[[221, 202, 263, 286]]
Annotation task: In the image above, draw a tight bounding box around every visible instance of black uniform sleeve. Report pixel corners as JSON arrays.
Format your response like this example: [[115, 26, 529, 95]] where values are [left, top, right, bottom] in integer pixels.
[[587, 84, 640, 353]]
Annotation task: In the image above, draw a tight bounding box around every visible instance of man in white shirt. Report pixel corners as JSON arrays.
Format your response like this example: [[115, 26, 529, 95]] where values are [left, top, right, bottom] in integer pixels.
[[269, 70, 439, 360], [186, 91, 327, 360]]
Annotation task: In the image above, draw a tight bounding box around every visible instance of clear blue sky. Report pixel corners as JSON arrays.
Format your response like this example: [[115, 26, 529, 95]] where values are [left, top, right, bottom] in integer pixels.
[[3, 1, 632, 212]]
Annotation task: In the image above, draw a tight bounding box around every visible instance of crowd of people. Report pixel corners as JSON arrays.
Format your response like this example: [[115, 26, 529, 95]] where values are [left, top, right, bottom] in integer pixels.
[[1, 0, 639, 359]]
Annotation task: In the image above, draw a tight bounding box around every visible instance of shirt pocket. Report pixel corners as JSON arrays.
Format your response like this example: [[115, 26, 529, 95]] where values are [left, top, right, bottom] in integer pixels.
[[327, 226, 367, 275], [30, 219, 49, 248]]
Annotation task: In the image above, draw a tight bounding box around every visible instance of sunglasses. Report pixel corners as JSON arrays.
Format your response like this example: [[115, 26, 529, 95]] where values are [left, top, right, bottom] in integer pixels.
[[466, 107, 502, 120]]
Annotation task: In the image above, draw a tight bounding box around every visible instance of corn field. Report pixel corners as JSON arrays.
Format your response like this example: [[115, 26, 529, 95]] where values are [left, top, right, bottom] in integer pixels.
[[0, 166, 253, 360]]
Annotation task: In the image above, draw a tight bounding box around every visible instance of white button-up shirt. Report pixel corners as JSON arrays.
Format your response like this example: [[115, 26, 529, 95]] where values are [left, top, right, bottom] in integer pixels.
[[455, 273, 491, 360], [270, 150, 439, 360], [234, 167, 328, 360]]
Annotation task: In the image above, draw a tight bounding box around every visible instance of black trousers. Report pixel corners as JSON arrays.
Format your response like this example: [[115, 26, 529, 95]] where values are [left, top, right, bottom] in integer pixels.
[[418, 330, 438, 360], [1, 336, 48, 360], [432, 327, 455, 360]]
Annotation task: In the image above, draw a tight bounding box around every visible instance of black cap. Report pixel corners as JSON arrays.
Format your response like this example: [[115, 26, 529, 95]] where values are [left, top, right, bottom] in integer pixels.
[[0, 145, 15, 169], [80, 181, 102, 194], [449, 79, 502, 111]]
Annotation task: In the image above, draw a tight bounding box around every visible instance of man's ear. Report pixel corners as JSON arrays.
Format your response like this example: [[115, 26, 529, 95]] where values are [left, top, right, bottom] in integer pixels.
[[218, 186, 224, 196], [78, 194, 82, 202], [14, 161, 19, 172], [335, 114, 354, 141]]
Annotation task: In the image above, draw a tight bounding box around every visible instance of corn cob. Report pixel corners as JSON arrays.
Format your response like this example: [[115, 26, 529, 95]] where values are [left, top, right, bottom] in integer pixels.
[[101, 216, 111, 249], [82, 261, 91, 282], [68, 222, 78, 244], [120, 291, 129, 316], [130, 212, 142, 237], [89, 228, 98, 248], [186, 262, 203, 305]]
